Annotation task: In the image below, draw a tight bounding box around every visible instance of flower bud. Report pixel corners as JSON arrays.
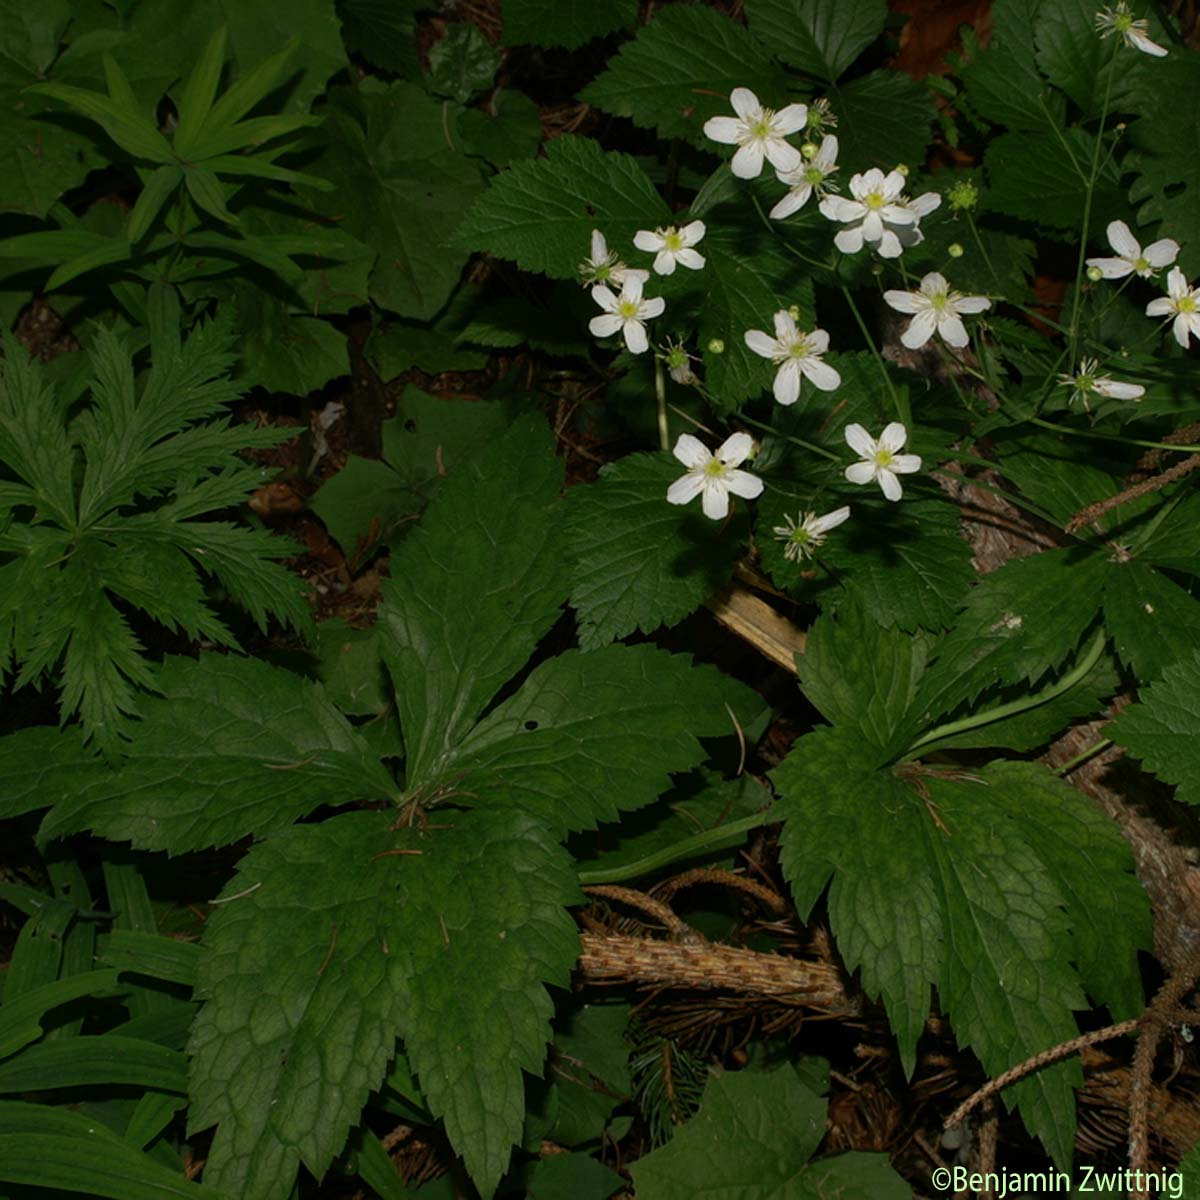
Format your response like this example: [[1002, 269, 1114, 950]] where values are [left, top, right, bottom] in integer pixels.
[[948, 242, 964, 258], [894, 163, 909, 177], [707, 338, 725, 354], [801, 141, 820, 160], [1087, 265, 1104, 282], [787, 304, 801, 320]]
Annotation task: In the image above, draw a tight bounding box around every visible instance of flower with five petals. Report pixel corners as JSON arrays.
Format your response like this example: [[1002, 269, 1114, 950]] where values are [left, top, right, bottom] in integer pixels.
[[773, 506, 851, 562], [843, 423, 921, 502], [633, 220, 707, 275], [744, 311, 840, 406], [1146, 267, 1200, 348], [666, 432, 763, 520], [883, 272, 991, 349], [589, 274, 665, 354], [703, 87, 807, 180], [1086, 220, 1179, 279], [1095, 2, 1168, 56], [770, 135, 839, 220]]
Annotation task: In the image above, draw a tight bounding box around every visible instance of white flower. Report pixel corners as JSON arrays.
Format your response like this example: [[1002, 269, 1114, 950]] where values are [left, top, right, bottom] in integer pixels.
[[1146, 267, 1200, 348], [819, 169, 938, 258], [843, 423, 921, 502], [773, 507, 850, 562], [702, 87, 806, 180], [883, 272, 991, 350], [1057, 358, 1145, 409], [744, 311, 840, 406], [633, 220, 706, 275], [578, 229, 645, 288], [770, 135, 839, 220], [666, 432, 763, 521], [1095, 2, 1168, 56], [1086, 220, 1179, 279], [589, 274, 665, 354]]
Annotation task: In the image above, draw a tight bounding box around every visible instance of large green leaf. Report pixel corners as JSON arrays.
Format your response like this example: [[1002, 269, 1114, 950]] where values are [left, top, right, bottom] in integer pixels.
[[1104, 560, 1200, 683], [453, 134, 671, 280], [831, 69, 937, 173], [566, 452, 745, 650], [501, 0, 637, 49], [745, 0, 887, 82], [579, 6, 787, 146]]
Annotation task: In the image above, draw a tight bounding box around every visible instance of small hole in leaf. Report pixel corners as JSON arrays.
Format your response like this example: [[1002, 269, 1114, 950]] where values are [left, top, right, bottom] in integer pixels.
[[524, 720, 538, 731], [404, 419, 417, 433]]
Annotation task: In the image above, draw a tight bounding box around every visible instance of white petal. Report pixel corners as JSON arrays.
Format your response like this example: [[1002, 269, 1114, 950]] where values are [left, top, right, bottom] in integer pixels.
[[774, 103, 808, 136], [1093, 379, 1145, 400], [908, 191, 941, 218], [763, 138, 801, 174], [860, 210, 883, 242], [674, 248, 705, 270], [880, 204, 917, 226], [622, 267, 650, 285], [875, 229, 903, 258], [589, 313, 623, 338], [884, 288, 920, 314], [799, 357, 840, 391], [953, 295, 991, 314], [673, 434, 710, 468], [667, 472, 704, 506], [900, 309, 937, 349], [623, 273, 644, 303], [681, 220, 706, 245], [717, 431, 755, 466], [881, 169, 906, 199], [1145, 296, 1174, 317], [891, 453, 922, 474], [773, 360, 801, 406], [744, 329, 778, 359], [704, 116, 742, 145], [730, 87, 760, 118], [807, 329, 829, 354], [844, 423, 876, 458], [640, 296, 666, 319], [731, 141, 765, 179], [844, 461, 877, 486], [937, 313, 969, 348], [834, 226, 864, 254], [878, 422, 908, 453], [810, 506, 851, 534], [878, 468, 903, 502], [1088, 256, 1132, 280], [769, 189, 807, 220], [1128, 29, 1168, 56], [1106, 220, 1140, 259], [1167, 267, 1190, 300], [1144, 239, 1180, 268], [852, 169, 883, 198], [1173, 312, 1196, 348], [921, 272, 949, 295], [591, 284, 619, 312], [815, 135, 838, 169], [653, 249, 676, 275], [820, 195, 863, 222], [589, 230, 606, 262], [725, 469, 763, 500], [634, 229, 663, 252], [623, 320, 649, 354], [773, 309, 797, 340], [701, 481, 730, 521]]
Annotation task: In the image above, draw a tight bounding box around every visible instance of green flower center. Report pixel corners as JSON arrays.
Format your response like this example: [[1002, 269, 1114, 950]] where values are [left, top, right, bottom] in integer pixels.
[[865, 191, 885, 210], [789, 527, 811, 545], [929, 291, 949, 312], [1114, 11, 1134, 31], [1178, 296, 1198, 314], [666, 347, 688, 369], [664, 230, 684, 251], [873, 449, 894, 467], [787, 339, 810, 360], [1134, 256, 1149, 271], [751, 117, 772, 140], [804, 165, 825, 185], [618, 300, 640, 320], [703, 459, 727, 478]]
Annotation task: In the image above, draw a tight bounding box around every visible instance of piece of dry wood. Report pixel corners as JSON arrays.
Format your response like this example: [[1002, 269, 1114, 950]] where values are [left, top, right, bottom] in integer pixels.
[[704, 585, 806, 673]]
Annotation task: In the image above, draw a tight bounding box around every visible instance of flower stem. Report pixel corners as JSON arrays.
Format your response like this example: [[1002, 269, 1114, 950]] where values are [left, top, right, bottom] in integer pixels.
[[575, 810, 772, 885], [654, 355, 669, 451], [839, 283, 910, 426], [904, 630, 1107, 758], [1054, 738, 1112, 777]]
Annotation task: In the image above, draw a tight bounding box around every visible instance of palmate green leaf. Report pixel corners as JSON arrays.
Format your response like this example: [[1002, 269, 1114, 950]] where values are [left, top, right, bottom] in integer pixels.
[[37, 654, 397, 853], [775, 734, 1148, 1162], [579, 6, 787, 147], [501, 0, 637, 49], [1110, 651, 1200, 806], [630, 1060, 909, 1200], [378, 416, 567, 784], [745, 0, 887, 82], [0, 1100, 226, 1200], [426, 23, 500, 105], [454, 134, 671, 280], [306, 82, 485, 320], [566, 452, 746, 650], [440, 644, 760, 838]]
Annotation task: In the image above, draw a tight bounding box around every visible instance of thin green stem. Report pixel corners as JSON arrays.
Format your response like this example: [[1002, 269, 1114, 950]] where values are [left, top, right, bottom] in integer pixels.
[[654, 355, 669, 451], [905, 630, 1107, 758], [749, 193, 830, 272], [1054, 738, 1112, 777], [575, 811, 772, 885], [738, 412, 842, 463], [839, 284, 909, 426], [1030, 416, 1200, 456]]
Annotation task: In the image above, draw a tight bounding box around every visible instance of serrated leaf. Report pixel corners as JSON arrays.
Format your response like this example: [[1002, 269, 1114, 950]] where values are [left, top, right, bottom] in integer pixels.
[[442, 644, 760, 837], [832, 69, 936, 172], [1110, 650, 1200, 805], [0, 726, 101, 821], [501, 0, 637, 49], [426, 23, 499, 105], [1104, 560, 1200, 682], [915, 548, 1108, 724], [459, 89, 543, 168], [579, 7, 787, 147], [377, 416, 567, 785], [745, 0, 887, 82], [630, 1059, 909, 1199], [454, 134, 671, 280], [338, 0, 422, 75], [566, 452, 745, 649], [38, 654, 397, 853]]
